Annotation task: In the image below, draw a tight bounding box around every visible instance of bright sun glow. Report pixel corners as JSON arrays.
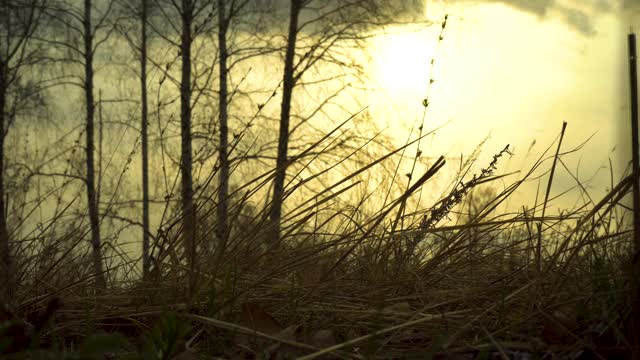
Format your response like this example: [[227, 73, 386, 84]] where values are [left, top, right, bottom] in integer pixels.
[[372, 30, 435, 95]]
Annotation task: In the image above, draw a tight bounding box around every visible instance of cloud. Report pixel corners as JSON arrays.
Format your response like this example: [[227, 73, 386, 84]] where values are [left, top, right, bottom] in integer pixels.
[[560, 6, 597, 35], [625, 0, 640, 9], [453, 0, 621, 36], [492, 0, 555, 16]]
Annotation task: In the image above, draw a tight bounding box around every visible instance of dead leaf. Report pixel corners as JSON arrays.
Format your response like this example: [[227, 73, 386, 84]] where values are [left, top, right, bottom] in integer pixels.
[[240, 302, 283, 335], [277, 324, 301, 341], [312, 329, 336, 348], [541, 308, 578, 345], [266, 324, 303, 355], [235, 302, 285, 356]]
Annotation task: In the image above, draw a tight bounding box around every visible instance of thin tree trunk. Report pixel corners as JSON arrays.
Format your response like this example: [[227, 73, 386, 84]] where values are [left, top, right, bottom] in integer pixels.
[[140, 0, 151, 278], [0, 70, 11, 302], [628, 32, 640, 360], [269, 0, 301, 246], [216, 0, 229, 253], [83, 0, 105, 289], [180, 0, 196, 295]]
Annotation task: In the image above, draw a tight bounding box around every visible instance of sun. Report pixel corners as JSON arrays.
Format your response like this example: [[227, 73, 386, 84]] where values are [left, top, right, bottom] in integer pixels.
[[371, 29, 435, 95]]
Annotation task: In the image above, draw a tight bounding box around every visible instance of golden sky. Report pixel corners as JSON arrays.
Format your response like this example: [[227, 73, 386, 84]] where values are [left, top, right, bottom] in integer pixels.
[[366, 0, 633, 209]]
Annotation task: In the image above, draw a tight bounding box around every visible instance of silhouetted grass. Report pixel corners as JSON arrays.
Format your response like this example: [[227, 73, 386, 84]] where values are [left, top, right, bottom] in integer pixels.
[[0, 118, 635, 359]]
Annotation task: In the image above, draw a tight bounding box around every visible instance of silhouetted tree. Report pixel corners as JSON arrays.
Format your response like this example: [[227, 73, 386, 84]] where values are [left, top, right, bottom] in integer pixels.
[[83, 0, 100, 288], [180, 0, 197, 294], [117, 0, 153, 278], [0, 0, 47, 301], [148, 0, 213, 294], [216, 0, 231, 255], [215, 0, 267, 253], [140, 0, 150, 278], [268, 0, 301, 246], [268, 0, 405, 245], [43, 0, 118, 288]]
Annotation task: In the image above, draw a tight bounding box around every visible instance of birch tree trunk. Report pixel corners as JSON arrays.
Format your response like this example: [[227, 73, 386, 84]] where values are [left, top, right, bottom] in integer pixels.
[[216, 0, 229, 254], [269, 0, 301, 246], [0, 66, 10, 301], [0, 0, 48, 301], [83, 0, 106, 289], [180, 0, 196, 295], [140, 0, 151, 278]]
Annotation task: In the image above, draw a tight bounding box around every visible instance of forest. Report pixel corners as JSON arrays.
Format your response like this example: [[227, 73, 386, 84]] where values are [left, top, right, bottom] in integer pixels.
[[0, 0, 638, 358]]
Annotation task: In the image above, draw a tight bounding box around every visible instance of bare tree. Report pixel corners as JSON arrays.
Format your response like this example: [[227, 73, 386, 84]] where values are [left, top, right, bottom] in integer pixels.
[[140, 0, 150, 278], [268, 0, 405, 245], [268, 0, 301, 246], [120, 0, 153, 278], [180, 0, 197, 294], [42, 0, 118, 288], [122, 0, 153, 278], [114, 0, 165, 279], [83, 0, 103, 289], [150, 0, 213, 293], [215, 0, 263, 254], [0, 0, 47, 301], [216, 0, 230, 254], [140, 0, 215, 294]]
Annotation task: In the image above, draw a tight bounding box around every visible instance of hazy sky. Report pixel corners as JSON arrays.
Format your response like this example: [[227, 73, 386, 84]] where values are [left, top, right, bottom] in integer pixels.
[[365, 0, 634, 210], [23, 0, 638, 218]]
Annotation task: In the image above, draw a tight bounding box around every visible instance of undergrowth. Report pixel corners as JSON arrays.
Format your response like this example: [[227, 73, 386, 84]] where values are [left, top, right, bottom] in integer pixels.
[[0, 122, 635, 359]]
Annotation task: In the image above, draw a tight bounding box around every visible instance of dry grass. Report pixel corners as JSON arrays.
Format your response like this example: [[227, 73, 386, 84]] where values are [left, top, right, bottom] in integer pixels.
[[0, 120, 635, 360]]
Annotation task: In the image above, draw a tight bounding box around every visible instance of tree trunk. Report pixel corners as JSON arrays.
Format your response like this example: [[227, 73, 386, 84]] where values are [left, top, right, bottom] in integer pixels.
[[140, 0, 151, 279], [180, 0, 196, 295], [0, 67, 11, 302], [83, 0, 105, 289], [269, 0, 301, 246], [216, 0, 229, 254]]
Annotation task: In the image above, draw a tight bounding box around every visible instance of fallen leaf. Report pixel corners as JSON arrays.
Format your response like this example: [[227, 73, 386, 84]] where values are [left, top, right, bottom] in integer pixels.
[[312, 329, 336, 348], [240, 302, 283, 335], [266, 324, 303, 355], [236, 302, 285, 356]]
